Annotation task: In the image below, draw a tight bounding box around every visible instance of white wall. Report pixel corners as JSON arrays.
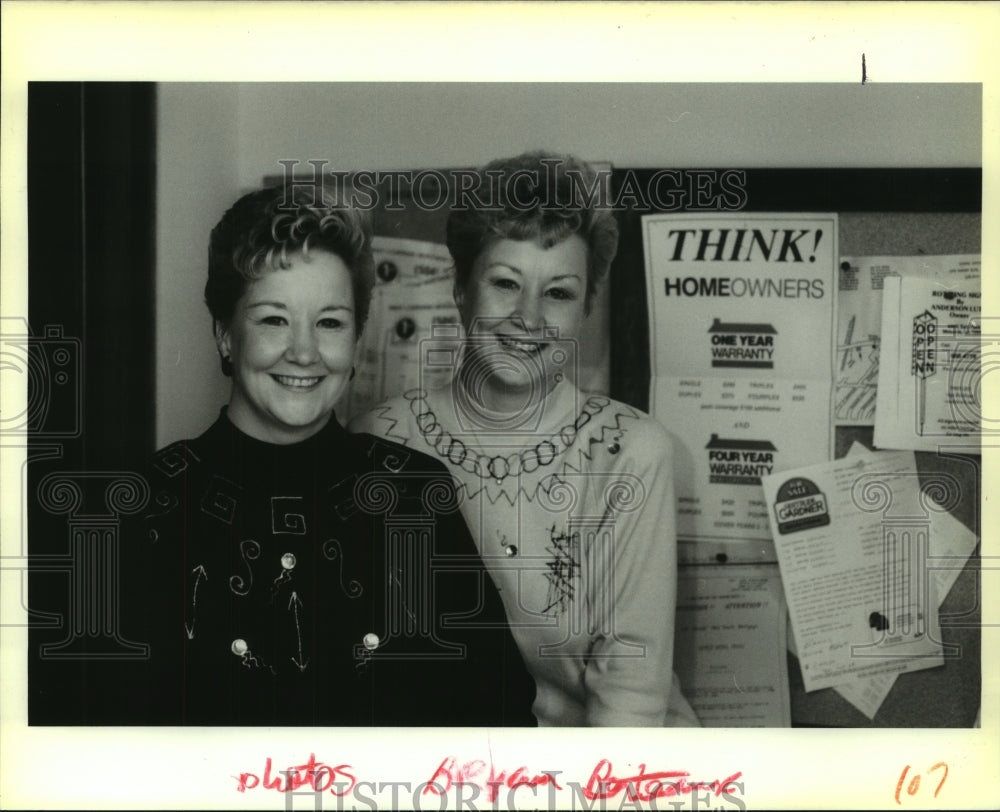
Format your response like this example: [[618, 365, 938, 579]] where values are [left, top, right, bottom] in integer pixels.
[[156, 82, 982, 446], [234, 83, 981, 186], [156, 84, 240, 447]]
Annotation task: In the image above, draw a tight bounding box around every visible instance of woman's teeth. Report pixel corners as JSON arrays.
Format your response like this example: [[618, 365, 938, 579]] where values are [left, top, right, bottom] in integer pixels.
[[498, 336, 544, 353], [273, 375, 323, 387]]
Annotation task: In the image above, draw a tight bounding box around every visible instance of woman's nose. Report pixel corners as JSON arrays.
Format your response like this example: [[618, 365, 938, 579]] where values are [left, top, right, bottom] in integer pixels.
[[286, 324, 319, 364], [514, 292, 544, 332]]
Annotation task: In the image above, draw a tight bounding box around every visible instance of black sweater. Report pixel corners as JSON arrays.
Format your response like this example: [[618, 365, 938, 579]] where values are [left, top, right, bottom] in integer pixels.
[[99, 410, 536, 726]]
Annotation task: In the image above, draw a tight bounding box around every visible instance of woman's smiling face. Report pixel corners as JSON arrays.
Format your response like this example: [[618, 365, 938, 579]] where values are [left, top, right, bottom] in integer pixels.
[[455, 235, 588, 410], [218, 248, 357, 444]]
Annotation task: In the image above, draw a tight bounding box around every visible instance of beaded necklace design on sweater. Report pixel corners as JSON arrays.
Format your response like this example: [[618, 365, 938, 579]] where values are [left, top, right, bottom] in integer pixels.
[[382, 387, 638, 510], [403, 388, 614, 484]]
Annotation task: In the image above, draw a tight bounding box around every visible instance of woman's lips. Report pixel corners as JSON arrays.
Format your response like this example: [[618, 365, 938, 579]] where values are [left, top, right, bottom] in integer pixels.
[[271, 374, 324, 388], [496, 335, 547, 354]]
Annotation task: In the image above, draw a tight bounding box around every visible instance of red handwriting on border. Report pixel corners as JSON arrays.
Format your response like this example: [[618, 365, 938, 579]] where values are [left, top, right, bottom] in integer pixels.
[[423, 756, 563, 803], [895, 762, 948, 804], [584, 759, 743, 803], [235, 753, 356, 795]]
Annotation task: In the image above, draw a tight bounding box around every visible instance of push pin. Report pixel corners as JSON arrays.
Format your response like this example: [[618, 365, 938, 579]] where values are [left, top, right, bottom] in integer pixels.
[[607, 442, 621, 455], [280, 552, 297, 570], [505, 545, 518, 557], [231, 638, 248, 656], [363, 632, 380, 651]]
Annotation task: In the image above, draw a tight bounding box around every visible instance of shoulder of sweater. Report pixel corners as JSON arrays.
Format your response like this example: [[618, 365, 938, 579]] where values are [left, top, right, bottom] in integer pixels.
[[596, 395, 676, 463], [587, 393, 668, 439], [147, 429, 212, 481], [349, 429, 453, 479], [347, 392, 415, 440]]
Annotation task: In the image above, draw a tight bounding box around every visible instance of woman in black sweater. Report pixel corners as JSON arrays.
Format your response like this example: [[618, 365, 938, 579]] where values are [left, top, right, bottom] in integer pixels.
[[110, 183, 535, 727]]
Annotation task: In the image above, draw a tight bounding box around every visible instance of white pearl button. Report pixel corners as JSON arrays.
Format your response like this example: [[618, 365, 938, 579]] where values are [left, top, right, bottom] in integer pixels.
[[281, 552, 297, 570], [231, 638, 248, 656], [363, 633, 380, 650]]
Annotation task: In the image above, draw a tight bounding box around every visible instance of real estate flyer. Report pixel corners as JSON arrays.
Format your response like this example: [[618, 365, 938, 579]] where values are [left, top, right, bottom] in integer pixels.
[[644, 213, 839, 543]]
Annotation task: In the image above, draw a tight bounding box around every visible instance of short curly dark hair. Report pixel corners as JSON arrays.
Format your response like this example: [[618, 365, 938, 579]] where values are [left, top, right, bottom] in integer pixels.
[[205, 183, 375, 335], [446, 151, 619, 315]]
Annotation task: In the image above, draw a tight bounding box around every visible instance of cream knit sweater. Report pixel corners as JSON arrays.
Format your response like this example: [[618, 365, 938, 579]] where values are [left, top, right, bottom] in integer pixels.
[[351, 379, 699, 727]]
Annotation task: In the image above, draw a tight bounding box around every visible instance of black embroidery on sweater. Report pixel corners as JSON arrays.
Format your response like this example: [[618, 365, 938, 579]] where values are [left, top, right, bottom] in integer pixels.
[[542, 525, 579, 615]]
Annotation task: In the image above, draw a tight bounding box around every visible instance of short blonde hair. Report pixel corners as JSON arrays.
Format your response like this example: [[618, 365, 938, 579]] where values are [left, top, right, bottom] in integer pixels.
[[446, 151, 619, 315], [205, 184, 375, 335]]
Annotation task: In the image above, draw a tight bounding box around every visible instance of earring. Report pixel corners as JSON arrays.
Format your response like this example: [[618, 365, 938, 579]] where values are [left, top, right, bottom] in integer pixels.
[[221, 354, 233, 377]]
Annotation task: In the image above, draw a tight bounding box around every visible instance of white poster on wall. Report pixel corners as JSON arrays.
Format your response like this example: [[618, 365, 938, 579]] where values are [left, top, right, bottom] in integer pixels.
[[644, 213, 839, 543]]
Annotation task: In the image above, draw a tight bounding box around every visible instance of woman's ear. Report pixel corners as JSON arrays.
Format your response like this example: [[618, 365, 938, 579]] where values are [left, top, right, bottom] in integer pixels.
[[214, 320, 234, 376], [213, 319, 231, 359]]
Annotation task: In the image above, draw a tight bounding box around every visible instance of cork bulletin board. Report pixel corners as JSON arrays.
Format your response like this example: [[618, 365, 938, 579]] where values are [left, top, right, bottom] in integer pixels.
[[608, 167, 981, 727]]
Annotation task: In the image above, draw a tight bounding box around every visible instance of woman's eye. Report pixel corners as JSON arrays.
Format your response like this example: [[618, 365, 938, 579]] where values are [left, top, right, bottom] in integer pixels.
[[492, 278, 519, 291], [260, 315, 287, 326], [546, 288, 576, 301], [318, 318, 344, 329]]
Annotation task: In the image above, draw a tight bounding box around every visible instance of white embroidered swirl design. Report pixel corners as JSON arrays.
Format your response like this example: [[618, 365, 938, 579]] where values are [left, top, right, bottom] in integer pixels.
[[322, 538, 363, 598], [229, 539, 260, 596]]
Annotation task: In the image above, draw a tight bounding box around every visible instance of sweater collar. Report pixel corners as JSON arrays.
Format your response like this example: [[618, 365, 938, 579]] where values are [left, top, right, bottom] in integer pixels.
[[205, 405, 352, 465], [445, 376, 581, 439]]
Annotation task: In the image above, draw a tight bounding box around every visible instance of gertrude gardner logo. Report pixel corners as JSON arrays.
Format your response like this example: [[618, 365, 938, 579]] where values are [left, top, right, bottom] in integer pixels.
[[708, 318, 777, 369], [772, 477, 830, 534], [706, 435, 776, 485]]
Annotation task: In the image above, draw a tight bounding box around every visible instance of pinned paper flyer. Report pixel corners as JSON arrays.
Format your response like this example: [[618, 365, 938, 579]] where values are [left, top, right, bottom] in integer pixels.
[[874, 274, 981, 453], [762, 451, 946, 693], [835, 254, 979, 426]]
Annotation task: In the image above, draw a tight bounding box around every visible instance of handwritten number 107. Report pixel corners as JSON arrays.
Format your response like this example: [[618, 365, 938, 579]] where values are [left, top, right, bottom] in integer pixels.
[[895, 763, 948, 804]]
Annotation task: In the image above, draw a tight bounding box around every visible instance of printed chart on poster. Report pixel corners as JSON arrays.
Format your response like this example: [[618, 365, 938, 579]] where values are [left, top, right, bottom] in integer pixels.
[[835, 254, 980, 426], [644, 213, 838, 543], [339, 236, 459, 422]]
